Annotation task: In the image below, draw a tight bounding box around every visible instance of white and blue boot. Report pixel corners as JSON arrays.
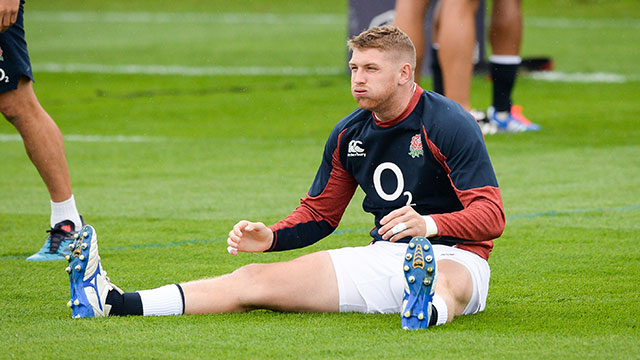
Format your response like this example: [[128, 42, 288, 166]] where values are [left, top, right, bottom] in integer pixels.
[[66, 225, 121, 318], [401, 236, 437, 330]]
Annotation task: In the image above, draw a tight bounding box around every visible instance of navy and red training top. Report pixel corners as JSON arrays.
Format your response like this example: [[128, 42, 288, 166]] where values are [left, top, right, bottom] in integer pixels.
[[267, 85, 505, 261]]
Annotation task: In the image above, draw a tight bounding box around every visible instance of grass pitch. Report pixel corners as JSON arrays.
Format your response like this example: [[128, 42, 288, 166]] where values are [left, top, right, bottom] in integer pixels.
[[1, 0, 639, 358]]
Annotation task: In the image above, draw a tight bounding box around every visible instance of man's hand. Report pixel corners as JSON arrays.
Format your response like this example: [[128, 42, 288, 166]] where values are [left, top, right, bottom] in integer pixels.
[[378, 205, 427, 242], [226, 220, 274, 256], [0, 0, 19, 33]]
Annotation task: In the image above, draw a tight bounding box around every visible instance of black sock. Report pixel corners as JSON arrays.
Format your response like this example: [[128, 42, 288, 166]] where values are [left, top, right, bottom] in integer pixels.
[[490, 62, 519, 112], [431, 46, 444, 95], [105, 290, 143, 316], [429, 304, 438, 326]]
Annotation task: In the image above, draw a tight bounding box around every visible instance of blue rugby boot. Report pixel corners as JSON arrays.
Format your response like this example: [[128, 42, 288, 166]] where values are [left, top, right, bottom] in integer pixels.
[[66, 225, 121, 318], [401, 236, 437, 330], [27, 220, 79, 261]]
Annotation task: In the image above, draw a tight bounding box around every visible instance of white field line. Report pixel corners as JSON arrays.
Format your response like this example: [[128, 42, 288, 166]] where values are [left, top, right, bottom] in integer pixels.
[[525, 17, 640, 29], [28, 11, 640, 29], [32, 62, 639, 83], [0, 134, 164, 142], [524, 71, 638, 83], [33, 63, 343, 76], [27, 11, 345, 25]]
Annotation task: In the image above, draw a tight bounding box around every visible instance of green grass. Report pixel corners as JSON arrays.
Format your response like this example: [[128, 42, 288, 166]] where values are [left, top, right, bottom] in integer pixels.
[[1, 0, 639, 358]]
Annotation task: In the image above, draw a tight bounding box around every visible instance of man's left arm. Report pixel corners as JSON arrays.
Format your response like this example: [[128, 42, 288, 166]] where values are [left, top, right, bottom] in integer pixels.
[[378, 175, 504, 243], [427, 118, 506, 241]]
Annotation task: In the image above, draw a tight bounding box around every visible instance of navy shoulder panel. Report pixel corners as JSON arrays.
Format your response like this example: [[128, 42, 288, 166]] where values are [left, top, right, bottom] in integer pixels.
[[421, 91, 499, 190], [308, 108, 370, 197]]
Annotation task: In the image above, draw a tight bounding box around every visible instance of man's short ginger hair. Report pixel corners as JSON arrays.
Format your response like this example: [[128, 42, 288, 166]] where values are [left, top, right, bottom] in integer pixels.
[[347, 25, 416, 69]]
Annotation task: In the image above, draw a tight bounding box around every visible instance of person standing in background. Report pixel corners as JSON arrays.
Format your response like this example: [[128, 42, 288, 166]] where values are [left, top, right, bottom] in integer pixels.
[[394, 0, 540, 133], [0, 0, 84, 260]]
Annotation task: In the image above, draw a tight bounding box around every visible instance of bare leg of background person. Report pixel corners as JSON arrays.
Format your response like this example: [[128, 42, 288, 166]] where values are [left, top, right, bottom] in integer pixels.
[[1, 77, 83, 261], [435, 0, 480, 111], [1, 78, 73, 204], [487, 0, 538, 131], [394, 0, 430, 85], [489, 0, 521, 58], [489, 0, 521, 113]]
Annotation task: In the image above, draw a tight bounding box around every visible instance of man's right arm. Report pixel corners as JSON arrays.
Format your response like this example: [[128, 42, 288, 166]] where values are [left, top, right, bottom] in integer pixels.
[[267, 127, 358, 252], [226, 220, 274, 255]]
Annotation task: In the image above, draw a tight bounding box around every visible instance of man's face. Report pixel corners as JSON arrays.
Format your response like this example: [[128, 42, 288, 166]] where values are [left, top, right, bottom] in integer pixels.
[[349, 48, 403, 113]]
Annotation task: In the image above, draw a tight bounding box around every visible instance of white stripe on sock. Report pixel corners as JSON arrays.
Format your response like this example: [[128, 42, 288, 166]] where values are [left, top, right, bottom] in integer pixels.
[[138, 284, 184, 316], [489, 55, 522, 65], [432, 294, 448, 326]]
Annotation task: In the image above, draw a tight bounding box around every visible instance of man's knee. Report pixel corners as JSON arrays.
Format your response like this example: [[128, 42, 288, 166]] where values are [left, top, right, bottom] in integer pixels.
[[230, 263, 275, 307], [436, 260, 473, 315], [231, 263, 267, 279], [0, 93, 21, 123], [0, 78, 38, 123]]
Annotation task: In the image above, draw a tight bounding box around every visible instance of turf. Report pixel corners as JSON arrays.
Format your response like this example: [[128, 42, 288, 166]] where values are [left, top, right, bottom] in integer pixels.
[[1, 0, 639, 358]]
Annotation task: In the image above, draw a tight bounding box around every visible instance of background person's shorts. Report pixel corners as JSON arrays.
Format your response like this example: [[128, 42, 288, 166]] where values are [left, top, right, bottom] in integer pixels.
[[327, 241, 490, 314], [0, 0, 34, 93]]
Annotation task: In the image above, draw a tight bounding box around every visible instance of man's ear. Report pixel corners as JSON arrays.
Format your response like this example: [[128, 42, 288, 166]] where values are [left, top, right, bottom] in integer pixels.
[[399, 63, 413, 85]]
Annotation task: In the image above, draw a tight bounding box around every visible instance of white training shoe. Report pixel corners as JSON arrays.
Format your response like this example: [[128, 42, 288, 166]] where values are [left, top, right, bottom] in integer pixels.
[[469, 109, 498, 135]]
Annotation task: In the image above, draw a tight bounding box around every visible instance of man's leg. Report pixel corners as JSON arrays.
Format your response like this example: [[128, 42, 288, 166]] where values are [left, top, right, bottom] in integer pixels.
[[182, 251, 339, 314], [433, 259, 473, 322], [133, 245, 470, 321], [401, 238, 474, 329], [1, 77, 83, 260], [393, 0, 430, 85], [436, 0, 480, 111], [489, 0, 521, 114], [0, 77, 73, 203], [489, 0, 521, 61], [67, 225, 340, 317], [488, 0, 540, 131], [429, 1, 445, 95]]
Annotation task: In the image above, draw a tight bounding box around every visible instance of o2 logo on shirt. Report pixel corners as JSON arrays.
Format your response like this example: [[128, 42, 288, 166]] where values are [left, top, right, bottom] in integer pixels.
[[373, 162, 414, 206], [0, 68, 9, 83]]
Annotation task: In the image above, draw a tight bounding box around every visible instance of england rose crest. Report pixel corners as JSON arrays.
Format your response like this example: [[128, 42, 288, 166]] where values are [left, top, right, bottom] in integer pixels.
[[408, 134, 424, 158]]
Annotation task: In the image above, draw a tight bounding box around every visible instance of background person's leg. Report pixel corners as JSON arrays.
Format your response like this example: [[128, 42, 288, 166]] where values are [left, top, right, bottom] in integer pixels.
[[1, 78, 74, 205], [436, 0, 480, 111], [394, 0, 430, 84]]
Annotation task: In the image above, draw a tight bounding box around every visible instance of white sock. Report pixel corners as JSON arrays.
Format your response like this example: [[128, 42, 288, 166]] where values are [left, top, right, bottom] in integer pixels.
[[489, 54, 522, 65], [432, 294, 448, 326], [50, 195, 82, 230], [138, 284, 184, 316]]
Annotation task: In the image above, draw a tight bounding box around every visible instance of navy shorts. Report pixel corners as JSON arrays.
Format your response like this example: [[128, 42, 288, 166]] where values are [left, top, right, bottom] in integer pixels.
[[0, 0, 34, 93]]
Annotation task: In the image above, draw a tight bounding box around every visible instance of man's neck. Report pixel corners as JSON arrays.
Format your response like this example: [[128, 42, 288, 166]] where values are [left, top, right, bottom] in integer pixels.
[[373, 83, 416, 122]]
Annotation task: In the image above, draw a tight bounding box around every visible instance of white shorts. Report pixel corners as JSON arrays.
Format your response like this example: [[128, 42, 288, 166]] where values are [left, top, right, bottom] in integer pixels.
[[327, 241, 490, 314]]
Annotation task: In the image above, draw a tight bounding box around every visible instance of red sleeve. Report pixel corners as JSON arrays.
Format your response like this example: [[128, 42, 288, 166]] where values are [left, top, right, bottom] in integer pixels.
[[430, 186, 505, 242], [424, 132, 505, 260], [267, 129, 358, 252]]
